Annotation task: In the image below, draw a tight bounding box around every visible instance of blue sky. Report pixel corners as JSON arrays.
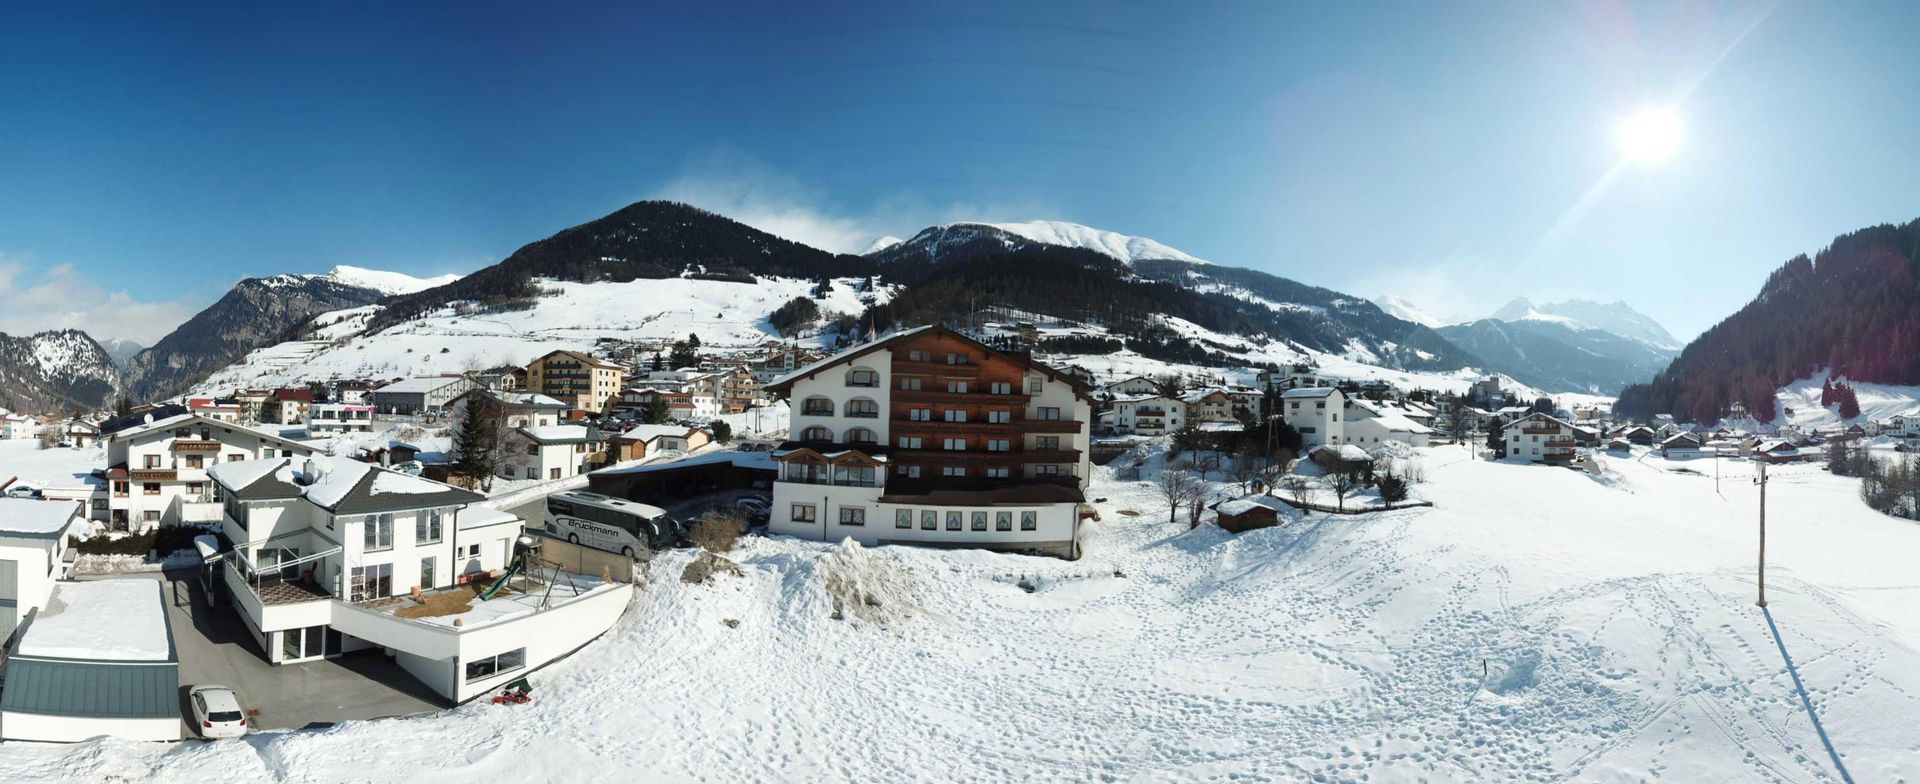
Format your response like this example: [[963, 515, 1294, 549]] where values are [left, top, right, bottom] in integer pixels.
[[3, 1, 1918, 341]]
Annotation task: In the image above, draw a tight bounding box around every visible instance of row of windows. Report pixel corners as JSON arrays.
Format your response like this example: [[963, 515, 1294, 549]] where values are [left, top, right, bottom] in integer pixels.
[[892, 464, 1058, 479], [790, 504, 1040, 532]]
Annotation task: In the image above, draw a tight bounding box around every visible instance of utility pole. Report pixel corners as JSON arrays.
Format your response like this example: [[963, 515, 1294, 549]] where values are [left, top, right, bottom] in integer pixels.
[[1756, 460, 1769, 608]]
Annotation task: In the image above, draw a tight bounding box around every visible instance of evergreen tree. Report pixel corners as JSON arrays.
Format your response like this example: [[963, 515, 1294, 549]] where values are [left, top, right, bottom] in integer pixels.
[[668, 339, 698, 369], [650, 352, 664, 372], [641, 398, 673, 425], [1486, 415, 1506, 458], [709, 419, 733, 444], [451, 396, 503, 490]]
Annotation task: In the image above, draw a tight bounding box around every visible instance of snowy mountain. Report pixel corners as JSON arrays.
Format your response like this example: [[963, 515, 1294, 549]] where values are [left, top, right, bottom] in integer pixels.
[[122, 274, 401, 401], [96, 337, 145, 368], [0, 329, 123, 413], [872, 220, 1205, 267], [1370, 295, 1450, 328], [322, 265, 463, 296], [1491, 297, 1682, 351], [1436, 318, 1676, 395]]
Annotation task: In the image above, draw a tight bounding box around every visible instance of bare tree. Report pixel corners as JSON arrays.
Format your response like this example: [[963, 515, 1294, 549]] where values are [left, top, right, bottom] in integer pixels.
[[1227, 440, 1265, 493], [1446, 405, 1475, 447], [36, 427, 60, 450], [1155, 465, 1204, 525], [1186, 496, 1206, 530], [1327, 462, 1363, 512], [1283, 474, 1313, 514]]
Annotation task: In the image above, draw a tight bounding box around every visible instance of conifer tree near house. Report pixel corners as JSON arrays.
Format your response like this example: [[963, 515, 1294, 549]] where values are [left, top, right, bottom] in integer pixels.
[[451, 395, 503, 491]]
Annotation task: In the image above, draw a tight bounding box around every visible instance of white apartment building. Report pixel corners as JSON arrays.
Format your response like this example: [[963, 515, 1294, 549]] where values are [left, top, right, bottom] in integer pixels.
[[1102, 376, 1161, 397], [504, 425, 605, 481], [98, 413, 317, 531], [306, 403, 376, 434], [1106, 395, 1187, 435], [1281, 387, 1346, 448], [210, 457, 631, 704], [765, 326, 1093, 559], [0, 414, 37, 440], [1504, 412, 1581, 464]]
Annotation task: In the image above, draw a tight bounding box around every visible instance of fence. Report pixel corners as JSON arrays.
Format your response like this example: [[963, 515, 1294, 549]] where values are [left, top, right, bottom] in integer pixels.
[[530, 533, 645, 585]]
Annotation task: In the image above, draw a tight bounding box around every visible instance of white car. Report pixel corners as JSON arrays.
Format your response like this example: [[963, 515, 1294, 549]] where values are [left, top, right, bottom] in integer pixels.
[[188, 685, 249, 739], [391, 460, 425, 476]]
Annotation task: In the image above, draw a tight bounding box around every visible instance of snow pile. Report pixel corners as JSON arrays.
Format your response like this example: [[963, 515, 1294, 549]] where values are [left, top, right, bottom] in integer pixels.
[[818, 539, 918, 625]]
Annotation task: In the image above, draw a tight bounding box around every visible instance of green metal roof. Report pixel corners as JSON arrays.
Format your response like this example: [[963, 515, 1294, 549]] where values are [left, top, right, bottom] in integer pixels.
[[0, 659, 179, 719]]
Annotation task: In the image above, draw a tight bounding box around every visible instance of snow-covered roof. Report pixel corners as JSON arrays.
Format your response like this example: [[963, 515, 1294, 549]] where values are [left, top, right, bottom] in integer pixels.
[[458, 505, 523, 531], [614, 424, 700, 442], [1281, 387, 1339, 399], [376, 376, 470, 394], [520, 425, 600, 444], [0, 498, 81, 536], [16, 580, 171, 662], [1215, 494, 1290, 516], [213, 456, 484, 514], [767, 325, 937, 389], [593, 449, 777, 476]]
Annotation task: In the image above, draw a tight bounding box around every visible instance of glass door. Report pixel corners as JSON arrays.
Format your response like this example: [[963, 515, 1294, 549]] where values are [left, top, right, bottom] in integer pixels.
[[419, 557, 436, 591]]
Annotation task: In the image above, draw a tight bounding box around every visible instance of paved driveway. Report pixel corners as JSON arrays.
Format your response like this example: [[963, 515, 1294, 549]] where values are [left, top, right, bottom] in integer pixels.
[[105, 570, 444, 732]]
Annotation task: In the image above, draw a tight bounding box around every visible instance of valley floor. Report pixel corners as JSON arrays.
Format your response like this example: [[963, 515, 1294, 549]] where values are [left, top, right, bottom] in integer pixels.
[[2, 448, 1918, 782]]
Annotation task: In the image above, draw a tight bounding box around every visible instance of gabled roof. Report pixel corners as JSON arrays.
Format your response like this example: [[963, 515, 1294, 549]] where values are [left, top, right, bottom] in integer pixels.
[[106, 413, 314, 453], [764, 325, 1091, 399], [531, 349, 625, 371], [375, 376, 472, 395], [519, 425, 604, 445], [211, 457, 485, 515], [1281, 387, 1339, 399]]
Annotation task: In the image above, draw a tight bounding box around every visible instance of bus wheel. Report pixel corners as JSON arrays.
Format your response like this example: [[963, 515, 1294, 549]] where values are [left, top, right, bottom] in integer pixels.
[[567, 533, 580, 545], [621, 546, 634, 558]]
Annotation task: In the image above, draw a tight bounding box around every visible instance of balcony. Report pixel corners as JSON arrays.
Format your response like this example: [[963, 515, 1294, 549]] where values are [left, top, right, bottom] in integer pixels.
[[172, 440, 222, 453], [891, 360, 981, 376], [131, 469, 177, 481], [1520, 427, 1562, 435], [892, 388, 1026, 404], [895, 420, 1018, 436], [891, 448, 1081, 464], [1026, 419, 1083, 434]]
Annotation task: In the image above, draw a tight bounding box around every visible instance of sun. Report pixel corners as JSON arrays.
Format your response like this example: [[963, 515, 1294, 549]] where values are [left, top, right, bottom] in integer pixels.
[[1616, 108, 1684, 164]]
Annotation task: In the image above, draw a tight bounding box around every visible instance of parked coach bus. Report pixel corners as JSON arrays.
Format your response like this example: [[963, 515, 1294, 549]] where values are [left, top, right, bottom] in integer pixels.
[[544, 491, 678, 556]]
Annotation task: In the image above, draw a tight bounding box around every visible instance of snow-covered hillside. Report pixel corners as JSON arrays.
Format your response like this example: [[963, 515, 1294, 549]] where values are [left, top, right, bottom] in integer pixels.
[[189, 276, 890, 394], [1491, 297, 1683, 351], [1773, 373, 1920, 431], [7, 447, 1918, 781], [1371, 294, 1450, 328], [975, 220, 1206, 265], [323, 265, 463, 295]]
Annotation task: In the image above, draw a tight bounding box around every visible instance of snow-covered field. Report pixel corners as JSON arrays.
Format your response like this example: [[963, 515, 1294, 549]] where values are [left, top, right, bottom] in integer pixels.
[[0, 440, 102, 491], [1775, 372, 1920, 431], [189, 275, 889, 395], [4, 444, 1918, 781]]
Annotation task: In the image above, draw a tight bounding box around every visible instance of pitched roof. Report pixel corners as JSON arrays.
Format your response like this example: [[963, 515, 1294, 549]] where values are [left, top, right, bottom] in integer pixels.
[[213, 457, 485, 514], [519, 425, 603, 444], [764, 325, 1091, 399], [375, 376, 471, 394], [1281, 387, 1339, 399]]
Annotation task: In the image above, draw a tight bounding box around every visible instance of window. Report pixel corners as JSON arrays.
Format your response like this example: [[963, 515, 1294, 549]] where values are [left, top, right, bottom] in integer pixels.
[[909, 408, 931, 421], [526, 467, 537, 479], [1021, 512, 1038, 531], [990, 382, 1011, 395], [903, 465, 921, 478], [792, 503, 817, 523], [143, 510, 160, 523], [420, 557, 437, 590], [1316, 401, 1326, 409], [350, 563, 393, 602], [143, 482, 160, 495], [947, 380, 969, 393], [996, 512, 1013, 531], [988, 410, 1011, 423], [946, 511, 962, 530], [418, 510, 444, 544], [846, 399, 879, 418], [946, 352, 970, 365], [526, 444, 539, 456], [227, 454, 243, 462], [1037, 407, 1062, 420], [465, 648, 527, 683], [971, 512, 987, 531], [833, 465, 877, 487], [802, 397, 834, 416], [263, 447, 277, 459], [907, 349, 931, 362], [1037, 465, 1062, 477], [1036, 436, 1060, 450], [943, 409, 967, 422], [899, 377, 922, 390], [943, 438, 966, 451], [468, 543, 481, 558], [895, 509, 912, 528], [143, 455, 160, 469], [942, 466, 967, 477], [897, 436, 923, 449], [113, 481, 128, 497], [987, 439, 1010, 452], [846, 427, 877, 444], [839, 507, 866, 526], [800, 426, 834, 441], [847, 369, 879, 387], [986, 466, 1009, 478], [363, 513, 394, 551], [921, 510, 937, 529]]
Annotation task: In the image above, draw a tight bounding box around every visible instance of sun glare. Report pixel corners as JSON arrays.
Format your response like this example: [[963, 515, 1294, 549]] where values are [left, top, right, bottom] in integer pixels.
[[1616, 108, 1684, 164]]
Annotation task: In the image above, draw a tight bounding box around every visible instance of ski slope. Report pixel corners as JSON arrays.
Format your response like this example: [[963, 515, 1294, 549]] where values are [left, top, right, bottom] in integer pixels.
[[1775, 372, 1920, 431], [5, 445, 1917, 781]]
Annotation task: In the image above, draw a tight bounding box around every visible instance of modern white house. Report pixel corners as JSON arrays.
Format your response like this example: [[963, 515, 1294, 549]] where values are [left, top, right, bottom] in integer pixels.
[[0, 413, 37, 440], [209, 456, 631, 704], [764, 325, 1093, 559], [504, 425, 606, 481], [98, 413, 317, 531], [305, 402, 376, 434], [0, 579, 182, 742], [609, 424, 712, 462], [1105, 394, 1187, 435], [1345, 400, 1435, 447], [1281, 387, 1346, 448], [0, 498, 83, 641]]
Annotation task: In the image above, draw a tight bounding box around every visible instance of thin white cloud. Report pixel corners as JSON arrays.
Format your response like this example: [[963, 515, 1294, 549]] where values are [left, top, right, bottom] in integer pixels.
[[648, 149, 1055, 254], [0, 256, 197, 343]]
